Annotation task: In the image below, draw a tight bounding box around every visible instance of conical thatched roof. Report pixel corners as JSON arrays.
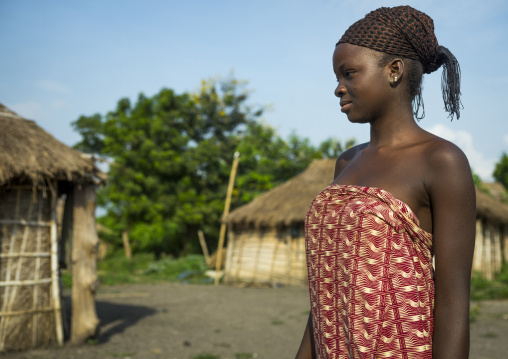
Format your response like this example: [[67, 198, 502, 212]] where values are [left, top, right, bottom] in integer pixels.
[[227, 159, 336, 227], [0, 102, 102, 186], [227, 158, 508, 227], [476, 186, 508, 223], [482, 182, 508, 202]]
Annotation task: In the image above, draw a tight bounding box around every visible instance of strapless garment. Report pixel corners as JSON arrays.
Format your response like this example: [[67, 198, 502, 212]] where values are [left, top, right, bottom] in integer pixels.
[[305, 185, 434, 359]]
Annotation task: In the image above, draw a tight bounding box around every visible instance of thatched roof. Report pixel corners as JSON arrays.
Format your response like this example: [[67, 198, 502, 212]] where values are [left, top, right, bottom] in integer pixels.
[[0, 102, 103, 186], [482, 182, 508, 202], [227, 158, 508, 227], [476, 186, 508, 223], [227, 159, 336, 227]]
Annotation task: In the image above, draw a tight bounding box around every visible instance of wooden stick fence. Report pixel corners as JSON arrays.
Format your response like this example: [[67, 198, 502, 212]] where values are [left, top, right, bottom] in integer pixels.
[[0, 185, 64, 351]]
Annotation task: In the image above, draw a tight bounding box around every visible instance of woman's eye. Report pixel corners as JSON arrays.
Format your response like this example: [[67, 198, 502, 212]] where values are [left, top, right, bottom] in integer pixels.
[[345, 71, 354, 78]]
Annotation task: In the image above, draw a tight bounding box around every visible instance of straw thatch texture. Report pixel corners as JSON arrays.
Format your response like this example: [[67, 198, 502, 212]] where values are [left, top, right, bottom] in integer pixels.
[[483, 182, 508, 201], [227, 159, 336, 228], [0, 103, 98, 186], [0, 188, 55, 351], [476, 187, 508, 224]]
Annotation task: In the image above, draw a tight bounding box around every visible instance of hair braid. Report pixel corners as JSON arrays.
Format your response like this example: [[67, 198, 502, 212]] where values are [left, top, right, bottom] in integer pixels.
[[437, 46, 462, 120]]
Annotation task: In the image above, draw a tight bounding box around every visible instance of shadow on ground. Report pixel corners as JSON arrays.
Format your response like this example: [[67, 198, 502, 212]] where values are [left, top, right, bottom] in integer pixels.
[[63, 295, 157, 344], [95, 299, 157, 343]]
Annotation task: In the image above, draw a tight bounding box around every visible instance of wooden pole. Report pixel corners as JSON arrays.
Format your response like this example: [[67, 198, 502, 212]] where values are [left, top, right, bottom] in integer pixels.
[[224, 230, 235, 283], [198, 230, 210, 263], [494, 224, 502, 274], [122, 230, 132, 260], [472, 219, 483, 273], [50, 187, 64, 346], [71, 184, 100, 345], [485, 224, 492, 280], [214, 152, 240, 285], [32, 196, 43, 347], [504, 225, 508, 264]]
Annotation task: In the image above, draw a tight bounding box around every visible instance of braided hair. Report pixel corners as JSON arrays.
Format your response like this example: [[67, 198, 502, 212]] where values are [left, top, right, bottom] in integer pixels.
[[338, 6, 462, 120]]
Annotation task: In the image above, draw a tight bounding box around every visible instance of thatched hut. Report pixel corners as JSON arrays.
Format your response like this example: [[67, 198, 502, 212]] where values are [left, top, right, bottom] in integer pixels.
[[225, 159, 335, 286], [473, 183, 508, 279], [225, 158, 508, 286], [0, 103, 103, 351]]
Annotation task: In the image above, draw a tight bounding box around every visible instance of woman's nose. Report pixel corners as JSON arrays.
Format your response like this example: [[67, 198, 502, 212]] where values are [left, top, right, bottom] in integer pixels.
[[335, 83, 346, 98]]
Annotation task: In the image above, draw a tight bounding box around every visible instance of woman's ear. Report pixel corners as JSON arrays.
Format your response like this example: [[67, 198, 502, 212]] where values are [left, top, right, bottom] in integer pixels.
[[388, 58, 404, 79], [388, 58, 404, 86]]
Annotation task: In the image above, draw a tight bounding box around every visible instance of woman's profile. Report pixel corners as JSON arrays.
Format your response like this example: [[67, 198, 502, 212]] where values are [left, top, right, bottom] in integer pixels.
[[296, 6, 475, 359]]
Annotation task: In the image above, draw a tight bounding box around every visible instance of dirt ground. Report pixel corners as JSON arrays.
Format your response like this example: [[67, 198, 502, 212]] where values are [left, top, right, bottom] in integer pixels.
[[2, 283, 508, 359]]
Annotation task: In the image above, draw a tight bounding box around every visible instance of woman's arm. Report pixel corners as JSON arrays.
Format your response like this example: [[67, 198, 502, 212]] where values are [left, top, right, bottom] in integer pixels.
[[426, 142, 476, 359], [295, 313, 315, 359]]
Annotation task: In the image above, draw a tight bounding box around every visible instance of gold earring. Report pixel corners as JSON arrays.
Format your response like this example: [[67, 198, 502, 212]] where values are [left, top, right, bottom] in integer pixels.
[[390, 74, 398, 86]]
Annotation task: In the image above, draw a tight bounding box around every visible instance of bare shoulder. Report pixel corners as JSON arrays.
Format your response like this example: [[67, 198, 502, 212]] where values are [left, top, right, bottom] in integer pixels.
[[423, 136, 471, 178], [420, 135, 474, 196], [334, 142, 368, 179]]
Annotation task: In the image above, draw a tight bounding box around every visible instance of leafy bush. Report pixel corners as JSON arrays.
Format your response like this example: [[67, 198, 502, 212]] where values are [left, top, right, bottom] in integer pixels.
[[94, 251, 210, 286], [470, 264, 508, 300]]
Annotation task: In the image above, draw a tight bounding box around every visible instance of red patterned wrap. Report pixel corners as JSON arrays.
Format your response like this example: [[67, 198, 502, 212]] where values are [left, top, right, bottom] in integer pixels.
[[305, 185, 434, 358]]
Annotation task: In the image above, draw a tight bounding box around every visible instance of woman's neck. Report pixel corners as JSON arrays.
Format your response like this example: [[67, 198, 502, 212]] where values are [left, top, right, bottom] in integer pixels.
[[368, 108, 421, 148]]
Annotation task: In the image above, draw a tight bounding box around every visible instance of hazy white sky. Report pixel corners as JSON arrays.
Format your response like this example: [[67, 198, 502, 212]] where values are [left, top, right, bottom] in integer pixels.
[[1, 0, 507, 180]]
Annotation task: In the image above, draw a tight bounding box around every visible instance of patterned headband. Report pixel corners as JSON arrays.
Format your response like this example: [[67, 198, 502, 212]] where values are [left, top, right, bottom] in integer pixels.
[[337, 6, 462, 119], [337, 6, 439, 74]]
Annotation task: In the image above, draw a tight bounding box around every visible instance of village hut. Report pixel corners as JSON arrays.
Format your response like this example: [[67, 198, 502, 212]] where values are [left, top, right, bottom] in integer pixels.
[[224, 159, 336, 286], [473, 183, 508, 280], [0, 103, 104, 351], [225, 158, 508, 286]]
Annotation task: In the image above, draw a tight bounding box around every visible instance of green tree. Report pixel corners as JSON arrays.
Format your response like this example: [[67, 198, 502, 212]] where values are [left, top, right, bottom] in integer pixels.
[[73, 78, 255, 257], [494, 152, 508, 191], [72, 77, 355, 257], [318, 137, 356, 158]]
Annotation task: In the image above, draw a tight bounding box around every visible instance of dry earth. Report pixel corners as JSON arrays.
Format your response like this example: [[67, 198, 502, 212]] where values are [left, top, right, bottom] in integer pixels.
[[2, 283, 508, 359]]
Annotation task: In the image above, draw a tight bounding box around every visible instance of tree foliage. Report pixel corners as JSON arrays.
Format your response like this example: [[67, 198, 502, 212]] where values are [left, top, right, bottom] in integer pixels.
[[494, 152, 508, 191], [72, 77, 355, 257]]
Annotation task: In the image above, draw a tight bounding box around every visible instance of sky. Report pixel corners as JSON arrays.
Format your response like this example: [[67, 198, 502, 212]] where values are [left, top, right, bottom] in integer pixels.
[[1, 0, 507, 180]]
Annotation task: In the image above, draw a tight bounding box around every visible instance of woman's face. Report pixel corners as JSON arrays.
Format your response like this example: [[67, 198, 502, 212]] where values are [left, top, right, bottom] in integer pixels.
[[333, 43, 392, 123]]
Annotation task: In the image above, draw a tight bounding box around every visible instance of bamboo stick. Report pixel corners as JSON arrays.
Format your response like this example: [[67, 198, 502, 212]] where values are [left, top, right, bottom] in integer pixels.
[[0, 252, 50, 258], [0, 278, 52, 286], [50, 188, 64, 346], [122, 230, 132, 260], [33, 194, 43, 347], [485, 224, 492, 280], [0, 307, 55, 317], [214, 152, 240, 285], [198, 230, 210, 262], [472, 219, 483, 273]]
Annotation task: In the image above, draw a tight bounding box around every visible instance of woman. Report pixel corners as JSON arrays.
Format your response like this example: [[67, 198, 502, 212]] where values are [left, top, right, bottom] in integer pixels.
[[296, 6, 475, 359]]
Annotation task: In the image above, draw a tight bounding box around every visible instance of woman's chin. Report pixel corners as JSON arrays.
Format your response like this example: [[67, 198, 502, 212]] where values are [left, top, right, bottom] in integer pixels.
[[345, 114, 368, 124]]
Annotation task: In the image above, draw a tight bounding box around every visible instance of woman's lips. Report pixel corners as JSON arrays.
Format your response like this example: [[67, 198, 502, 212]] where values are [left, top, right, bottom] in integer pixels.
[[340, 102, 351, 113]]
